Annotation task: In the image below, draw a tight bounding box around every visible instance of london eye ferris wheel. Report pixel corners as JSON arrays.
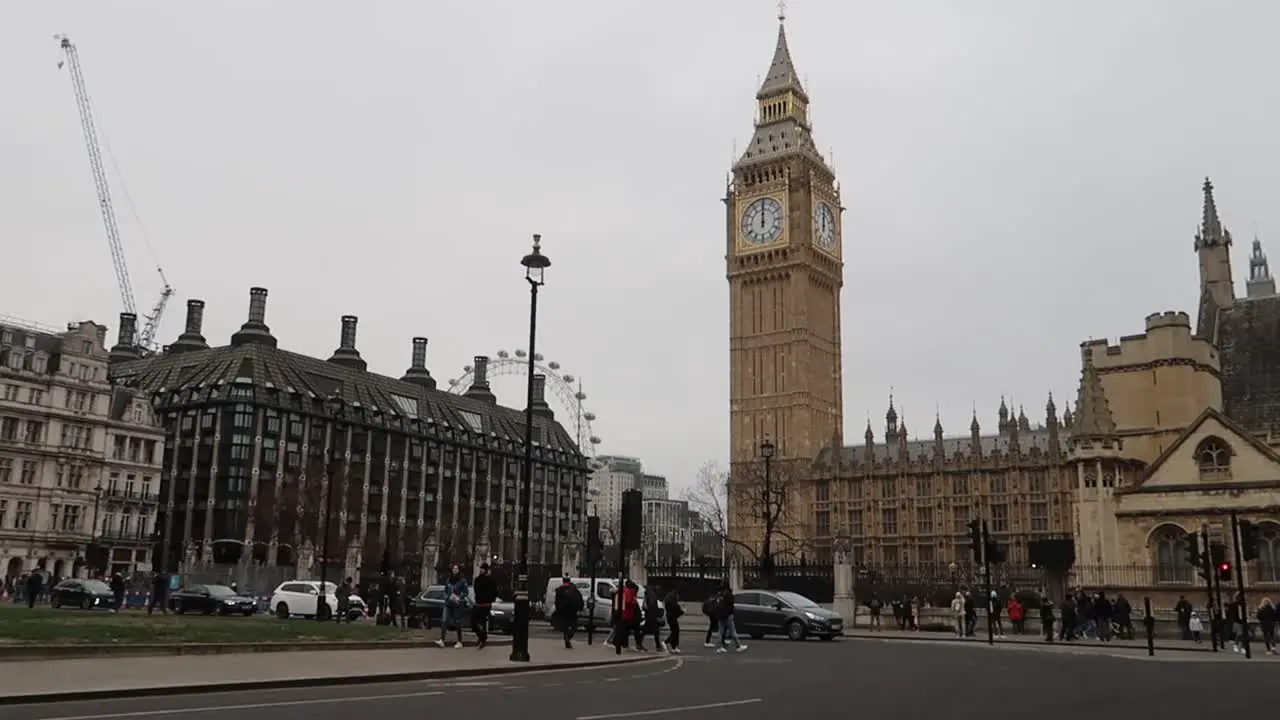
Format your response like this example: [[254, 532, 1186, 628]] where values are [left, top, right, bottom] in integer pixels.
[[446, 349, 602, 467]]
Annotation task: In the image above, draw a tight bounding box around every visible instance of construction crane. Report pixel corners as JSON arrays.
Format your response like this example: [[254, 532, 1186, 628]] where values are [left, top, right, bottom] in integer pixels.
[[55, 35, 173, 352]]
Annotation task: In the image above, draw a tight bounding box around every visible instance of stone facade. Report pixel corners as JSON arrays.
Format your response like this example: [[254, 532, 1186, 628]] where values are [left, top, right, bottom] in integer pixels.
[[0, 315, 163, 582]]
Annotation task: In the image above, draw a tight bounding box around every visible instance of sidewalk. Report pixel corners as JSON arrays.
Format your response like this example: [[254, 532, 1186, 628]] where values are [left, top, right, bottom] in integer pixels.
[[847, 627, 1216, 652], [0, 637, 647, 704]]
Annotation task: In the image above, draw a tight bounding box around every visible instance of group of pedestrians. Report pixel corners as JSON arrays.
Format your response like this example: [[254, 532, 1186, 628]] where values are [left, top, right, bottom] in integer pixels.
[[1173, 593, 1278, 655]]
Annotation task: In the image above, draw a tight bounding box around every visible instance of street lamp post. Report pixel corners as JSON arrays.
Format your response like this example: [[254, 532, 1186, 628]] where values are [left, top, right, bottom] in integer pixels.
[[89, 484, 103, 577], [317, 392, 344, 622], [511, 234, 550, 663]]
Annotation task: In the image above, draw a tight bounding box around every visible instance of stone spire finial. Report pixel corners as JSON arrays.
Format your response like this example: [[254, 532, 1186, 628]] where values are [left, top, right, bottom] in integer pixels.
[[1073, 352, 1117, 436]]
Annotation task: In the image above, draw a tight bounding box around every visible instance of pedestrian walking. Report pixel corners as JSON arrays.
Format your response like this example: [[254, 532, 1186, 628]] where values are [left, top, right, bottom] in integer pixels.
[[641, 584, 664, 652], [663, 589, 683, 653], [472, 563, 497, 648], [715, 583, 746, 654], [147, 572, 168, 615], [702, 591, 720, 647], [553, 576, 584, 648], [435, 564, 470, 648]]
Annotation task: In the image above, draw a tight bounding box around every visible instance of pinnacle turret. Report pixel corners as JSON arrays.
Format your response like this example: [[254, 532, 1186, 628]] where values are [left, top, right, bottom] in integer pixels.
[[1073, 354, 1117, 437], [1248, 236, 1276, 299]]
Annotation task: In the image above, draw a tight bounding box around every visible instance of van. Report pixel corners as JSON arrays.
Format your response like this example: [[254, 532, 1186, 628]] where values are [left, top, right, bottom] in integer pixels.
[[545, 577, 664, 630]]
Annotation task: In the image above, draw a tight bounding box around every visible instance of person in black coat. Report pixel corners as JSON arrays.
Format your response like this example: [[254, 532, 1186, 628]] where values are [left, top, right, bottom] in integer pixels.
[[471, 564, 498, 648]]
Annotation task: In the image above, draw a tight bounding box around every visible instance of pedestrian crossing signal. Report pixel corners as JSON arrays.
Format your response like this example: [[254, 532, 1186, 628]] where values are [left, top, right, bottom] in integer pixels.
[[1217, 561, 1233, 581]]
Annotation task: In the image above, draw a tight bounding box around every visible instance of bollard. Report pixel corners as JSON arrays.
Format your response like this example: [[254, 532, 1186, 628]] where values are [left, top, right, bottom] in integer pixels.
[[1143, 597, 1155, 657]]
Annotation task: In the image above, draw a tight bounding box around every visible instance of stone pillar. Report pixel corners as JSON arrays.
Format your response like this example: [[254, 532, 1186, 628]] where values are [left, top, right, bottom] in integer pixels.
[[296, 541, 315, 580], [560, 534, 582, 577], [728, 553, 743, 590], [627, 551, 647, 587], [832, 535, 856, 625], [473, 539, 491, 579], [182, 541, 199, 573], [343, 538, 361, 581], [421, 536, 439, 586]]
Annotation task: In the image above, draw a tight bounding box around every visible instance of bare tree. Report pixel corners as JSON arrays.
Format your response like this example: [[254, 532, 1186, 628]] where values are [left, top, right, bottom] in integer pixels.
[[684, 460, 798, 579]]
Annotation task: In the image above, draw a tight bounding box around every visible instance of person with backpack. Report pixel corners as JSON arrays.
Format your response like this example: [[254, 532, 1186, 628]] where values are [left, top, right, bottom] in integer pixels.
[[702, 591, 720, 647], [553, 576, 584, 649], [663, 589, 684, 653]]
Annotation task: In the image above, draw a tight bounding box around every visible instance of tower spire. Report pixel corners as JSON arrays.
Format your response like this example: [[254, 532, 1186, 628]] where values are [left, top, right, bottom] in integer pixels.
[[1194, 177, 1236, 340], [757, 3, 805, 99], [1195, 177, 1230, 250], [1248, 236, 1276, 298]]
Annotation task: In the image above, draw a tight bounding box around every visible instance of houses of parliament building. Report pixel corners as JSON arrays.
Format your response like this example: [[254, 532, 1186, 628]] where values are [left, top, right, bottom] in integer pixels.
[[727, 13, 1280, 581]]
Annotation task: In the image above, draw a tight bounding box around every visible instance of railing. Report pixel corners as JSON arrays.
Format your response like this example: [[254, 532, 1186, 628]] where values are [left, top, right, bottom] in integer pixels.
[[101, 488, 160, 503]]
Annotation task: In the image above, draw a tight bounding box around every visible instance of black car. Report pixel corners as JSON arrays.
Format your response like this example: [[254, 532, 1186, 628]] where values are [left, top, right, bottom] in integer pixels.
[[169, 584, 257, 616], [735, 590, 843, 641], [49, 579, 115, 610]]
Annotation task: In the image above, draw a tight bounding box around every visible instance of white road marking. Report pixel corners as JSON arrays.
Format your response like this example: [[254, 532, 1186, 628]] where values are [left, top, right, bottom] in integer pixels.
[[27, 690, 447, 720], [575, 698, 763, 720]]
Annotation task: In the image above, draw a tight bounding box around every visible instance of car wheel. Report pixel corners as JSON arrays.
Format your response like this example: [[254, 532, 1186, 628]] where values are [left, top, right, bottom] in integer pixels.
[[818, 635, 835, 642], [203, 606, 215, 615], [786, 619, 806, 641], [276, 602, 290, 619], [51, 596, 61, 609], [80, 597, 92, 610], [243, 610, 255, 616], [176, 602, 186, 614]]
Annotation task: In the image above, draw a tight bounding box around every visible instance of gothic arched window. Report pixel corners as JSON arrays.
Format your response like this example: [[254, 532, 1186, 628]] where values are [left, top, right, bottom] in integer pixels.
[[1195, 437, 1232, 482], [1151, 524, 1193, 584], [1256, 523, 1280, 583]]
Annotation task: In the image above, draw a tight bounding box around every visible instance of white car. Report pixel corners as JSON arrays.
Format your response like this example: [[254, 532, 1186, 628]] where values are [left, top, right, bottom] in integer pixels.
[[270, 580, 339, 619]]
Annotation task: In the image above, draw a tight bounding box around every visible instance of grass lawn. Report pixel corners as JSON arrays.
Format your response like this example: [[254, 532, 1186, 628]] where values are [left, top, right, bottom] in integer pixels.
[[0, 606, 423, 645]]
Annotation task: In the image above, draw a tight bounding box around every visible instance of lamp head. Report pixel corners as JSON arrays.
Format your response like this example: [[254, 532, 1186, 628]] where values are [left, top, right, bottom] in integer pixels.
[[522, 233, 551, 286], [760, 439, 775, 459]]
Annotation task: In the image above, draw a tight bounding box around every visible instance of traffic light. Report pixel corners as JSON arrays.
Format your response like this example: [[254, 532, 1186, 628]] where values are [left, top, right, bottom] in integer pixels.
[[968, 519, 983, 563], [1209, 542, 1228, 581], [1239, 519, 1260, 562], [1185, 532, 1206, 579], [620, 489, 643, 553], [985, 539, 1005, 564]]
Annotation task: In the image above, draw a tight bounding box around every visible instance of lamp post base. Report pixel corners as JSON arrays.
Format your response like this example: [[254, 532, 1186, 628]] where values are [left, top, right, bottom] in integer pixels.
[[509, 580, 531, 662]]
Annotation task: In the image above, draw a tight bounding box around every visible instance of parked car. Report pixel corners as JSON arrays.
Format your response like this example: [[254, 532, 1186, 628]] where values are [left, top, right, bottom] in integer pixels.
[[734, 589, 843, 641], [169, 584, 256, 616], [270, 580, 339, 619], [49, 579, 115, 610]]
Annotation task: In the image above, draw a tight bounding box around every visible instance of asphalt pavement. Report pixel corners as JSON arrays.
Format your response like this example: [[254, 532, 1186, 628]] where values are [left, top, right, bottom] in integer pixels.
[[6, 636, 1276, 720]]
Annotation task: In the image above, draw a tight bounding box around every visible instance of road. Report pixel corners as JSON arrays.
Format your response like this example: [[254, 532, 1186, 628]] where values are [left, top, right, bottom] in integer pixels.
[[6, 636, 1276, 720]]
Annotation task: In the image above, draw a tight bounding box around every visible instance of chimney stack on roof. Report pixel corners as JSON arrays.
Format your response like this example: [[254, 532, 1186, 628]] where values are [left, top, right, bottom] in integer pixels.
[[531, 373, 554, 420], [108, 312, 142, 363], [169, 299, 210, 353], [400, 337, 437, 389], [464, 355, 497, 404], [230, 287, 278, 348], [327, 315, 367, 371]]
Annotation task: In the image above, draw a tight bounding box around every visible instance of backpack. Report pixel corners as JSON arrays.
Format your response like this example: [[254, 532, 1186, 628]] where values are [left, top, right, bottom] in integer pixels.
[[702, 596, 716, 616]]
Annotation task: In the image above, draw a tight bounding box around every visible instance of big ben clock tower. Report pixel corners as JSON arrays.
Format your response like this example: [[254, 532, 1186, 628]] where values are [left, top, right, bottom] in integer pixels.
[[726, 10, 844, 474]]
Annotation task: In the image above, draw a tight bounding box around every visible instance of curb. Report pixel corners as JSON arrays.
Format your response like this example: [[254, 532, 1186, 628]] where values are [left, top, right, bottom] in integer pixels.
[[0, 654, 658, 706], [846, 632, 1214, 654], [0, 637, 513, 662]]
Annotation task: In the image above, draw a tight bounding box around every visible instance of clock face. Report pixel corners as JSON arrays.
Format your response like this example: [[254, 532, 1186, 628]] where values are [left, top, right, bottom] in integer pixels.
[[740, 197, 785, 246], [814, 202, 837, 251]]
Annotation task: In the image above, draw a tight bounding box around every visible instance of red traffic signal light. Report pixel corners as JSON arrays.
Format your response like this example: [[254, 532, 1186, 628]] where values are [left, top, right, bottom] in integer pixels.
[[1217, 561, 1233, 581]]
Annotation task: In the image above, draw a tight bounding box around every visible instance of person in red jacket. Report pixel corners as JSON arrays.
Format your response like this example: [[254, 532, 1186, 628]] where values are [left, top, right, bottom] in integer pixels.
[[1008, 597, 1025, 634], [621, 581, 642, 649]]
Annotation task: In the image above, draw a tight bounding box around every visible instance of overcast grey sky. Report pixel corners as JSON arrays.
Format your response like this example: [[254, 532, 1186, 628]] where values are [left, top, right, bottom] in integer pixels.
[[3, 0, 1278, 492]]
